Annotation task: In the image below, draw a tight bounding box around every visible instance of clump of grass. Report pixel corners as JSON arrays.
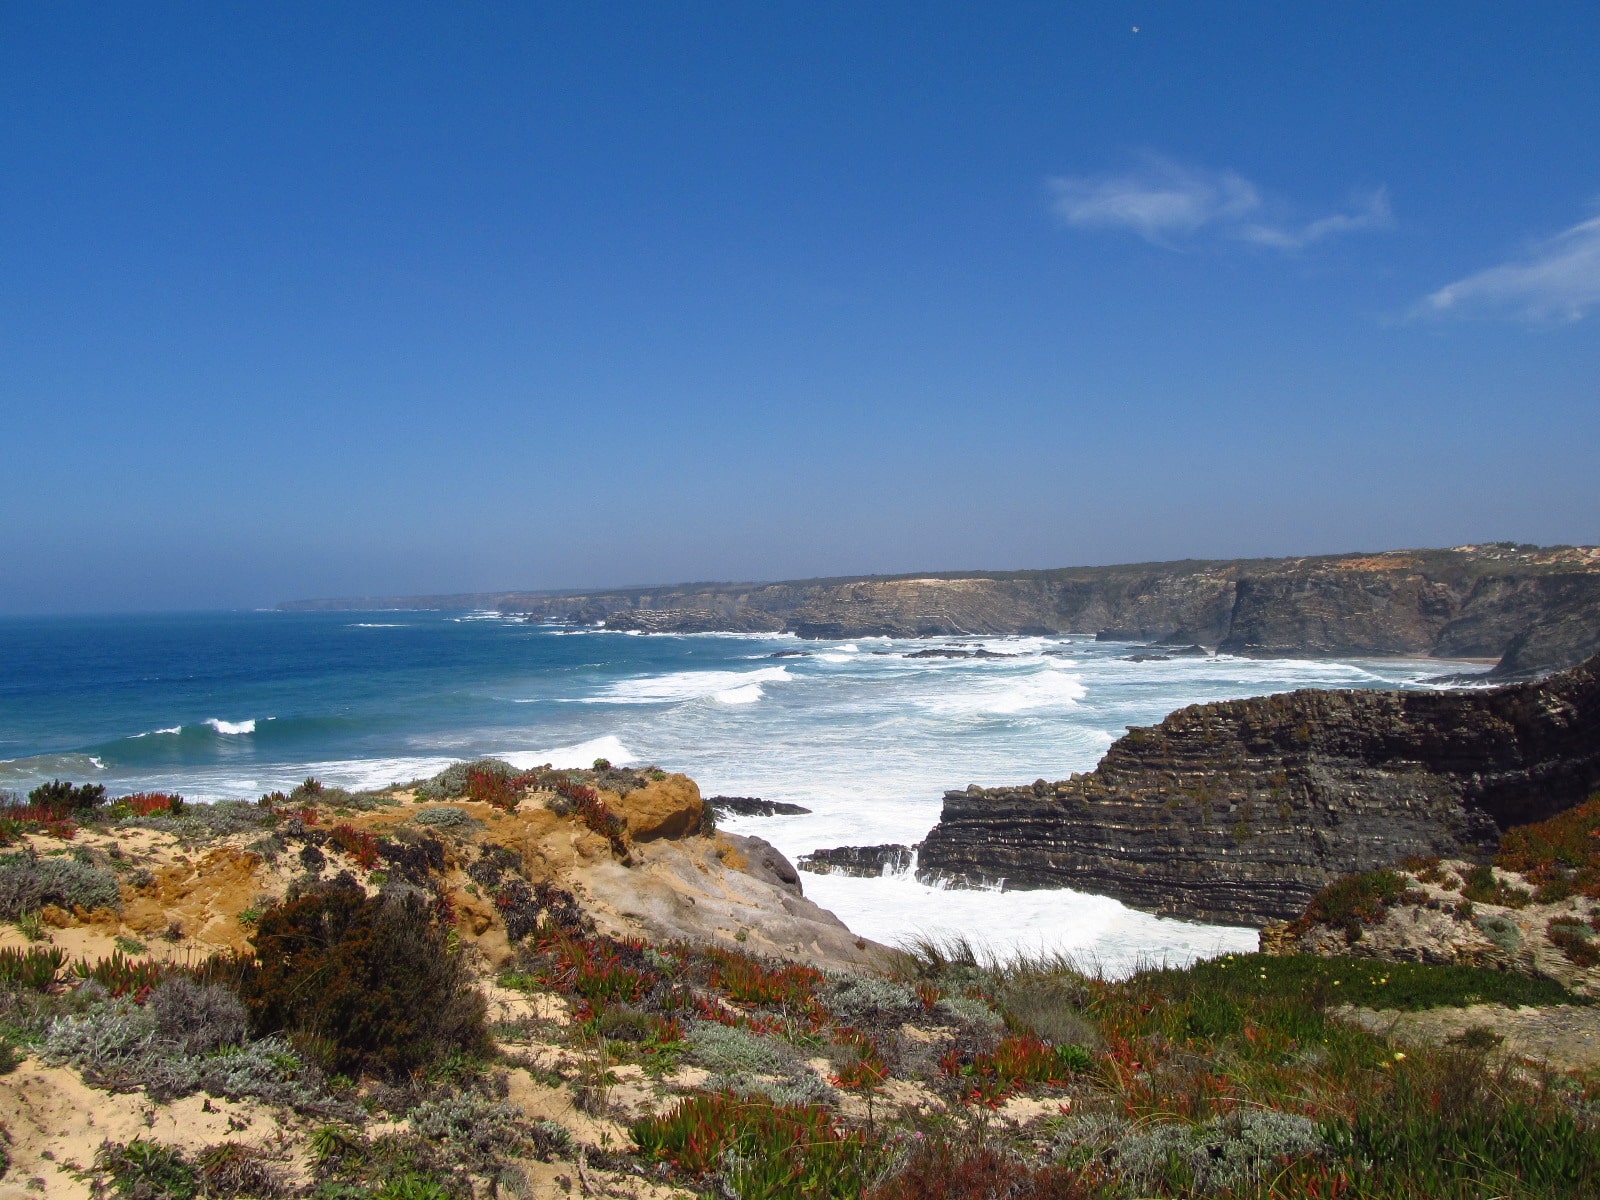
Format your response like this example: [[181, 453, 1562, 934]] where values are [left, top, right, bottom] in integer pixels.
[[0, 945, 66, 990], [633, 1093, 878, 1195]]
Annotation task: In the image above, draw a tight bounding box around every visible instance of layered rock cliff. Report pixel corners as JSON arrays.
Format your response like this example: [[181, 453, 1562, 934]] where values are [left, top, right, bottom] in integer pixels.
[[916, 653, 1600, 926], [280, 544, 1600, 677]]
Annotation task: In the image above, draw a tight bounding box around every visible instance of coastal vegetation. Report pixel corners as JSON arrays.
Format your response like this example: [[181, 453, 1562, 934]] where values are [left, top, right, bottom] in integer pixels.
[[3, 766, 1600, 1198]]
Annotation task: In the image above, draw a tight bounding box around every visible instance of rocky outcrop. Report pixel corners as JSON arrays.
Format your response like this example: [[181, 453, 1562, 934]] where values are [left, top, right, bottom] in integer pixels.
[[797, 844, 917, 877], [280, 544, 1600, 677], [917, 653, 1600, 926], [1261, 859, 1600, 997], [613, 773, 705, 842]]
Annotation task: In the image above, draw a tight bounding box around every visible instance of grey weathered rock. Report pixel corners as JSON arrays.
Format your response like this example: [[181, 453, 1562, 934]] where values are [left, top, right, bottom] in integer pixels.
[[917, 653, 1600, 926]]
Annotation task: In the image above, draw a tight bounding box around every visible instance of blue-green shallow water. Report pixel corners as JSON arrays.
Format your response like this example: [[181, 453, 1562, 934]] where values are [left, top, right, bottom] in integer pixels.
[[0, 610, 1478, 971]]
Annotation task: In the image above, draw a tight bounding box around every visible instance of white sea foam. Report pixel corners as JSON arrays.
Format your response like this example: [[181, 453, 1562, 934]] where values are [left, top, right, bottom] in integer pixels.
[[350, 623, 409, 628], [713, 684, 765, 705], [504, 734, 635, 770], [205, 718, 257, 735], [915, 663, 1087, 716], [584, 666, 793, 705], [131, 726, 183, 738]]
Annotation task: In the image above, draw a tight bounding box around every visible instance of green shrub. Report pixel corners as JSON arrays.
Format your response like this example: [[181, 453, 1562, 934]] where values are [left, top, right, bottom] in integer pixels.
[[28, 779, 107, 813], [0, 851, 122, 917], [239, 880, 488, 1079]]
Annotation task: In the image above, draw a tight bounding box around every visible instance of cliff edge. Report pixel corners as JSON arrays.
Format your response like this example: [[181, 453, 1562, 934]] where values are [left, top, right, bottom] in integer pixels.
[[917, 652, 1600, 926]]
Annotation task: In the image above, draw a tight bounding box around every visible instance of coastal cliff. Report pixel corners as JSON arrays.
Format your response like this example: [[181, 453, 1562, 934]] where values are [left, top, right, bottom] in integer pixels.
[[280, 543, 1600, 677], [916, 652, 1600, 926]]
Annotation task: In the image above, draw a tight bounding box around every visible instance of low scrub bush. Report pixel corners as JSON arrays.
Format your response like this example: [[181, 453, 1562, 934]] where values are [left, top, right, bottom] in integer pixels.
[[43, 994, 326, 1106], [415, 759, 518, 802], [1547, 916, 1600, 967], [820, 973, 919, 1025], [1294, 868, 1413, 940], [149, 976, 248, 1054], [0, 851, 122, 917], [1461, 863, 1533, 909], [118, 800, 272, 840], [412, 806, 472, 830], [1496, 793, 1600, 895], [1071, 1107, 1328, 1196], [239, 879, 489, 1078]]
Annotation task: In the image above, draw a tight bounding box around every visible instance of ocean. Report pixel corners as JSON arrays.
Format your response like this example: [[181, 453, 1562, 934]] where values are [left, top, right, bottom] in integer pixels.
[[0, 610, 1476, 972]]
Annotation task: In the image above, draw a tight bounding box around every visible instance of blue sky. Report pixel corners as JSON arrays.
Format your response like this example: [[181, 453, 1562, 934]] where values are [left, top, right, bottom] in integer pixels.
[[2, 2, 1597, 611]]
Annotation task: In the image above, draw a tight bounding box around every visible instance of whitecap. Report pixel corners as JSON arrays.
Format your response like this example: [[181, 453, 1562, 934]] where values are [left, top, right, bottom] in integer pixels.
[[130, 726, 183, 739], [205, 718, 257, 735], [503, 734, 635, 771], [349, 623, 409, 628], [916, 663, 1088, 716], [582, 665, 793, 705], [713, 684, 764, 705]]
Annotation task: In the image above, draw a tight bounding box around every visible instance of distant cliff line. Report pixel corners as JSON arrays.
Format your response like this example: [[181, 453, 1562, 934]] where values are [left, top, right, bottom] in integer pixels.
[[279, 543, 1600, 679]]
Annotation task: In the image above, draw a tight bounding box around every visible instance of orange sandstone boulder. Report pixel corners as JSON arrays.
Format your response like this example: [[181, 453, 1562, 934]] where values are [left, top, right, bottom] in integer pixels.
[[615, 774, 704, 843]]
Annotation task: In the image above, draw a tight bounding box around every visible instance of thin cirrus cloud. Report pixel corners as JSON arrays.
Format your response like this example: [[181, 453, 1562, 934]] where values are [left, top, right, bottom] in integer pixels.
[[1048, 155, 1393, 253], [1419, 211, 1600, 323]]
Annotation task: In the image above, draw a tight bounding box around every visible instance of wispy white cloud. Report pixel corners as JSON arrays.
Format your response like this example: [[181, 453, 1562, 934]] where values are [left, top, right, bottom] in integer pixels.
[[1048, 155, 1392, 253], [1420, 212, 1600, 323]]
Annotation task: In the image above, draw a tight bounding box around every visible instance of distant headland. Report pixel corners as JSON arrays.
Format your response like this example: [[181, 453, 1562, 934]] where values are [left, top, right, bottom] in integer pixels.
[[280, 543, 1600, 679]]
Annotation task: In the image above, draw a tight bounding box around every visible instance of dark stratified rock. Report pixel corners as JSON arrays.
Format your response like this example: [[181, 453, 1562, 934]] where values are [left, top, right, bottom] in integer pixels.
[[917, 653, 1600, 926], [707, 795, 813, 817], [798, 844, 917, 877], [769, 649, 813, 658], [1123, 654, 1172, 662]]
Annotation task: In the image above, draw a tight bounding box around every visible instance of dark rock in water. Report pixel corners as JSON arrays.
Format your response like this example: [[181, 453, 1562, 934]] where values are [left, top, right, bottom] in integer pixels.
[[1166, 644, 1211, 657], [769, 649, 812, 658], [917, 651, 1600, 926], [1123, 654, 1172, 663], [707, 795, 813, 817], [1042, 649, 1076, 657], [905, 647, 1019, 660], [798, 844, 917, 877]]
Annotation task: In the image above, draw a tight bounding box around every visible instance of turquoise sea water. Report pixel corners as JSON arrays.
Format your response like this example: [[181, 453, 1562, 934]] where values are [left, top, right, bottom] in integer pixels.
[[0, 610, 1474, 970]]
